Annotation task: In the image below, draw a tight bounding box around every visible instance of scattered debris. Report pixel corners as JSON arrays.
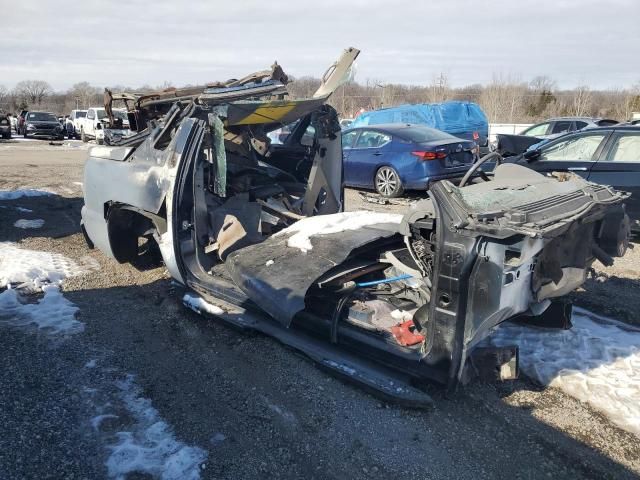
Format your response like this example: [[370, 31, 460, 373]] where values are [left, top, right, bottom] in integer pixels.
[[391, 320, 425, 346], [358, 191, 417, 206]]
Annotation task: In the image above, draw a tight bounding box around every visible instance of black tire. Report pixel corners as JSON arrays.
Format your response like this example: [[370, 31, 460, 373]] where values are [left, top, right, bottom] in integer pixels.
[[374, 166, 404, 198], [81, 128, 87, 142], [96, 137, 104, 145], [23, 132, 28, 139]]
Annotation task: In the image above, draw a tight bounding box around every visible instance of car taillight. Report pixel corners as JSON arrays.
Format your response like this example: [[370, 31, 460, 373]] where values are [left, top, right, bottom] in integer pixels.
[[473, 131, 479, 140], [412, 151, 447, 161]]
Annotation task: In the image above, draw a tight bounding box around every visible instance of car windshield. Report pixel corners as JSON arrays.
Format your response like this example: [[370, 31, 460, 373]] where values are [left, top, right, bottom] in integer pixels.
[[27, 112, 57, 122], [114, 110, 128, 120], [397, 126, 456, 143], [96, 109, 108, 120], [76, 111, 87, 118]]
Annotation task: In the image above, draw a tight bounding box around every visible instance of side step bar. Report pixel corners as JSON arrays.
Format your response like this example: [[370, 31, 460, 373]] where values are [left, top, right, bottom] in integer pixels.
[[182, 290, 434, 409]]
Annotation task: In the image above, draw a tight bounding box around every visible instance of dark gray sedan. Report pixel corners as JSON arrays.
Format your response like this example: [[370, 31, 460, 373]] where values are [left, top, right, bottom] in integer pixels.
[[0, 114, 11, 139], [509, 125, 640, 232], [22, 111, 64, 140]]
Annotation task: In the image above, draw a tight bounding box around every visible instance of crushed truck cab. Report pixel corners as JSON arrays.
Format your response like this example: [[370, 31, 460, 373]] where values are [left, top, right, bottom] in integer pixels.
[[81, 48, 630, 403]]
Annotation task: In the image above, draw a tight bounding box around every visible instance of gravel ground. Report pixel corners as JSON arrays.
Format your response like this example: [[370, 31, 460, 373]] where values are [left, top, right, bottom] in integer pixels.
[[1, 138, 639, 479]]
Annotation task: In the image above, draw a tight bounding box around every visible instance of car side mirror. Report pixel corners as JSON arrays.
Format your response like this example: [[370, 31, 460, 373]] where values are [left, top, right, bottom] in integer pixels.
[[523, 149, 541, 161]]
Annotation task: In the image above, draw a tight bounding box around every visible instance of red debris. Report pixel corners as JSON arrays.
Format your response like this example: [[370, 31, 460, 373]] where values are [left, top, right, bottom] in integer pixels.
[[391, 320, 425, 346]]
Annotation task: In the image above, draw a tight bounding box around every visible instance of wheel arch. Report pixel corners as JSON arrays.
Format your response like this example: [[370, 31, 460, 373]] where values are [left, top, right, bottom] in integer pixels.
[[105, 201, 167, 263]]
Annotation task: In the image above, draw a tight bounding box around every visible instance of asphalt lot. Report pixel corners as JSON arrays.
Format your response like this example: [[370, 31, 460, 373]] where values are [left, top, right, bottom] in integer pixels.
[[1, 136, 640, 479]]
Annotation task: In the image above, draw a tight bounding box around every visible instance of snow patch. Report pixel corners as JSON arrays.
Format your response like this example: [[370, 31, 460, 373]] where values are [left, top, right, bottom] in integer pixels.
[[14, 218, 45, 229], [105, 375, 207, 480], [0, 285, 83, 334], [274, 211, 403, 252], [265, 259, 275, 267], [490, 309, 640, 437], [0, 242, 87, 288], [0, 189, 53, 200], [0, 243, 93, 335], [15, 207, 33, 213], [92, 414, 119, 430], [183, 293, 224, 316], [85, 359, 98, 368]]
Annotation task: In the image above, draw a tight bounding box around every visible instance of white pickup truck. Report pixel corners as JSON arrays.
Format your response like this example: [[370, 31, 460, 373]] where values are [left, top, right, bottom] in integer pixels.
[[78, 107, 130, 144], [65, 109, 87, 139]]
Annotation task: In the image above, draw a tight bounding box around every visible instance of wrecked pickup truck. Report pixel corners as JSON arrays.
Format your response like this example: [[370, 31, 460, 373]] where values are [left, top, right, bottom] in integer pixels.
[[81, 48, 631, 406]]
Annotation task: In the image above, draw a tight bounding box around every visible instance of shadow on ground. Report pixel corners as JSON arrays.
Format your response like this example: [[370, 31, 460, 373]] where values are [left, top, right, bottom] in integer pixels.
[[0, 193, 82, 242], [59, 273, 640, 480]]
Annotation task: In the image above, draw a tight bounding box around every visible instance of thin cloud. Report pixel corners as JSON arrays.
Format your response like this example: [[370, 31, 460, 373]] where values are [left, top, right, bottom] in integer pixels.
[[2, 0, 639, 90]]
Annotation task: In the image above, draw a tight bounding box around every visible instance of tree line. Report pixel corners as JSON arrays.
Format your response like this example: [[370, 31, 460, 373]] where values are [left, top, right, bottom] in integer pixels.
[[1, 75, 639, 124], [289, 73, 640, 123]]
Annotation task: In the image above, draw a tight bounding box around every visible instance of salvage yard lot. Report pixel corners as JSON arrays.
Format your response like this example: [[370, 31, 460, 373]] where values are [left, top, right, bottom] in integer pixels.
[[1, 138, 640, 479]]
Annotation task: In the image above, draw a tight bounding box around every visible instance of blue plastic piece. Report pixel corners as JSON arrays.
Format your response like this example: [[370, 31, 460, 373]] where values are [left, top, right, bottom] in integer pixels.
[[355, 274, 413, 288], [351, 101, 488, 145]]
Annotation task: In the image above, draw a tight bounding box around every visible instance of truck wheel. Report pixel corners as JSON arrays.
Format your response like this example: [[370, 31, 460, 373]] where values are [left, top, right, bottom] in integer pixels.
[[96, 137, 104, 145], [81, 129, 87, 143]]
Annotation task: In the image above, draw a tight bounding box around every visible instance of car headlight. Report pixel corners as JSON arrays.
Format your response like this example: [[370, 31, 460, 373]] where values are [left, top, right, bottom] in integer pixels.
[[26, 123, 36, 130]]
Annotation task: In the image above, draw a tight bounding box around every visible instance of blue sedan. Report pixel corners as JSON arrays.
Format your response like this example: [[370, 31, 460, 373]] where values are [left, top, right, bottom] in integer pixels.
[[342, 123, 477, 197]]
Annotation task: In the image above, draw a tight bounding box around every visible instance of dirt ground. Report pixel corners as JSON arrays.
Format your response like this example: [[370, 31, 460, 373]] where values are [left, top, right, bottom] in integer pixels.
[[1, 138, 639, 479]]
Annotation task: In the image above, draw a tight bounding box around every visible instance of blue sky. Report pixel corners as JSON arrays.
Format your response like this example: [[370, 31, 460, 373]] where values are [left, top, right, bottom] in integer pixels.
[[2, 0, 639, 91]]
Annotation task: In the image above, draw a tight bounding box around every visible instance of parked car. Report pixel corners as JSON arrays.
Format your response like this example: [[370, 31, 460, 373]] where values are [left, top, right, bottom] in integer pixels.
[[351, 101, 490, 154], [342, 123, 477, 197], [497, 117, 619, 157], [21, 111, 64, 140], [65, 109, 87, 139], [520, 117, 618, 138], [506, 125, 640, 232], [80, 48, 630, 402], [78, 107, 130, 144], [0, 114, 11, 139], [77, 107, 108, 143]]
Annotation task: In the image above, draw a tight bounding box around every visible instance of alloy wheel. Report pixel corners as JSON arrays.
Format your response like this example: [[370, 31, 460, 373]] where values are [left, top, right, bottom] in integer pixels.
[[376, 167, 399, 197]]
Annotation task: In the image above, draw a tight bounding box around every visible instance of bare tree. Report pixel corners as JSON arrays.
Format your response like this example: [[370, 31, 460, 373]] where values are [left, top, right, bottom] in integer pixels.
[[615, 83, 640, 121], [426, 72, 449, 103], [288, 76, 321, 99], [0, 85, 8, 111], [571, 85, 593, 117], [67, 81, 102, 110], [479, 73, 526, 123], [13, 80, 52, 107], [529, 76, 557, 93]]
